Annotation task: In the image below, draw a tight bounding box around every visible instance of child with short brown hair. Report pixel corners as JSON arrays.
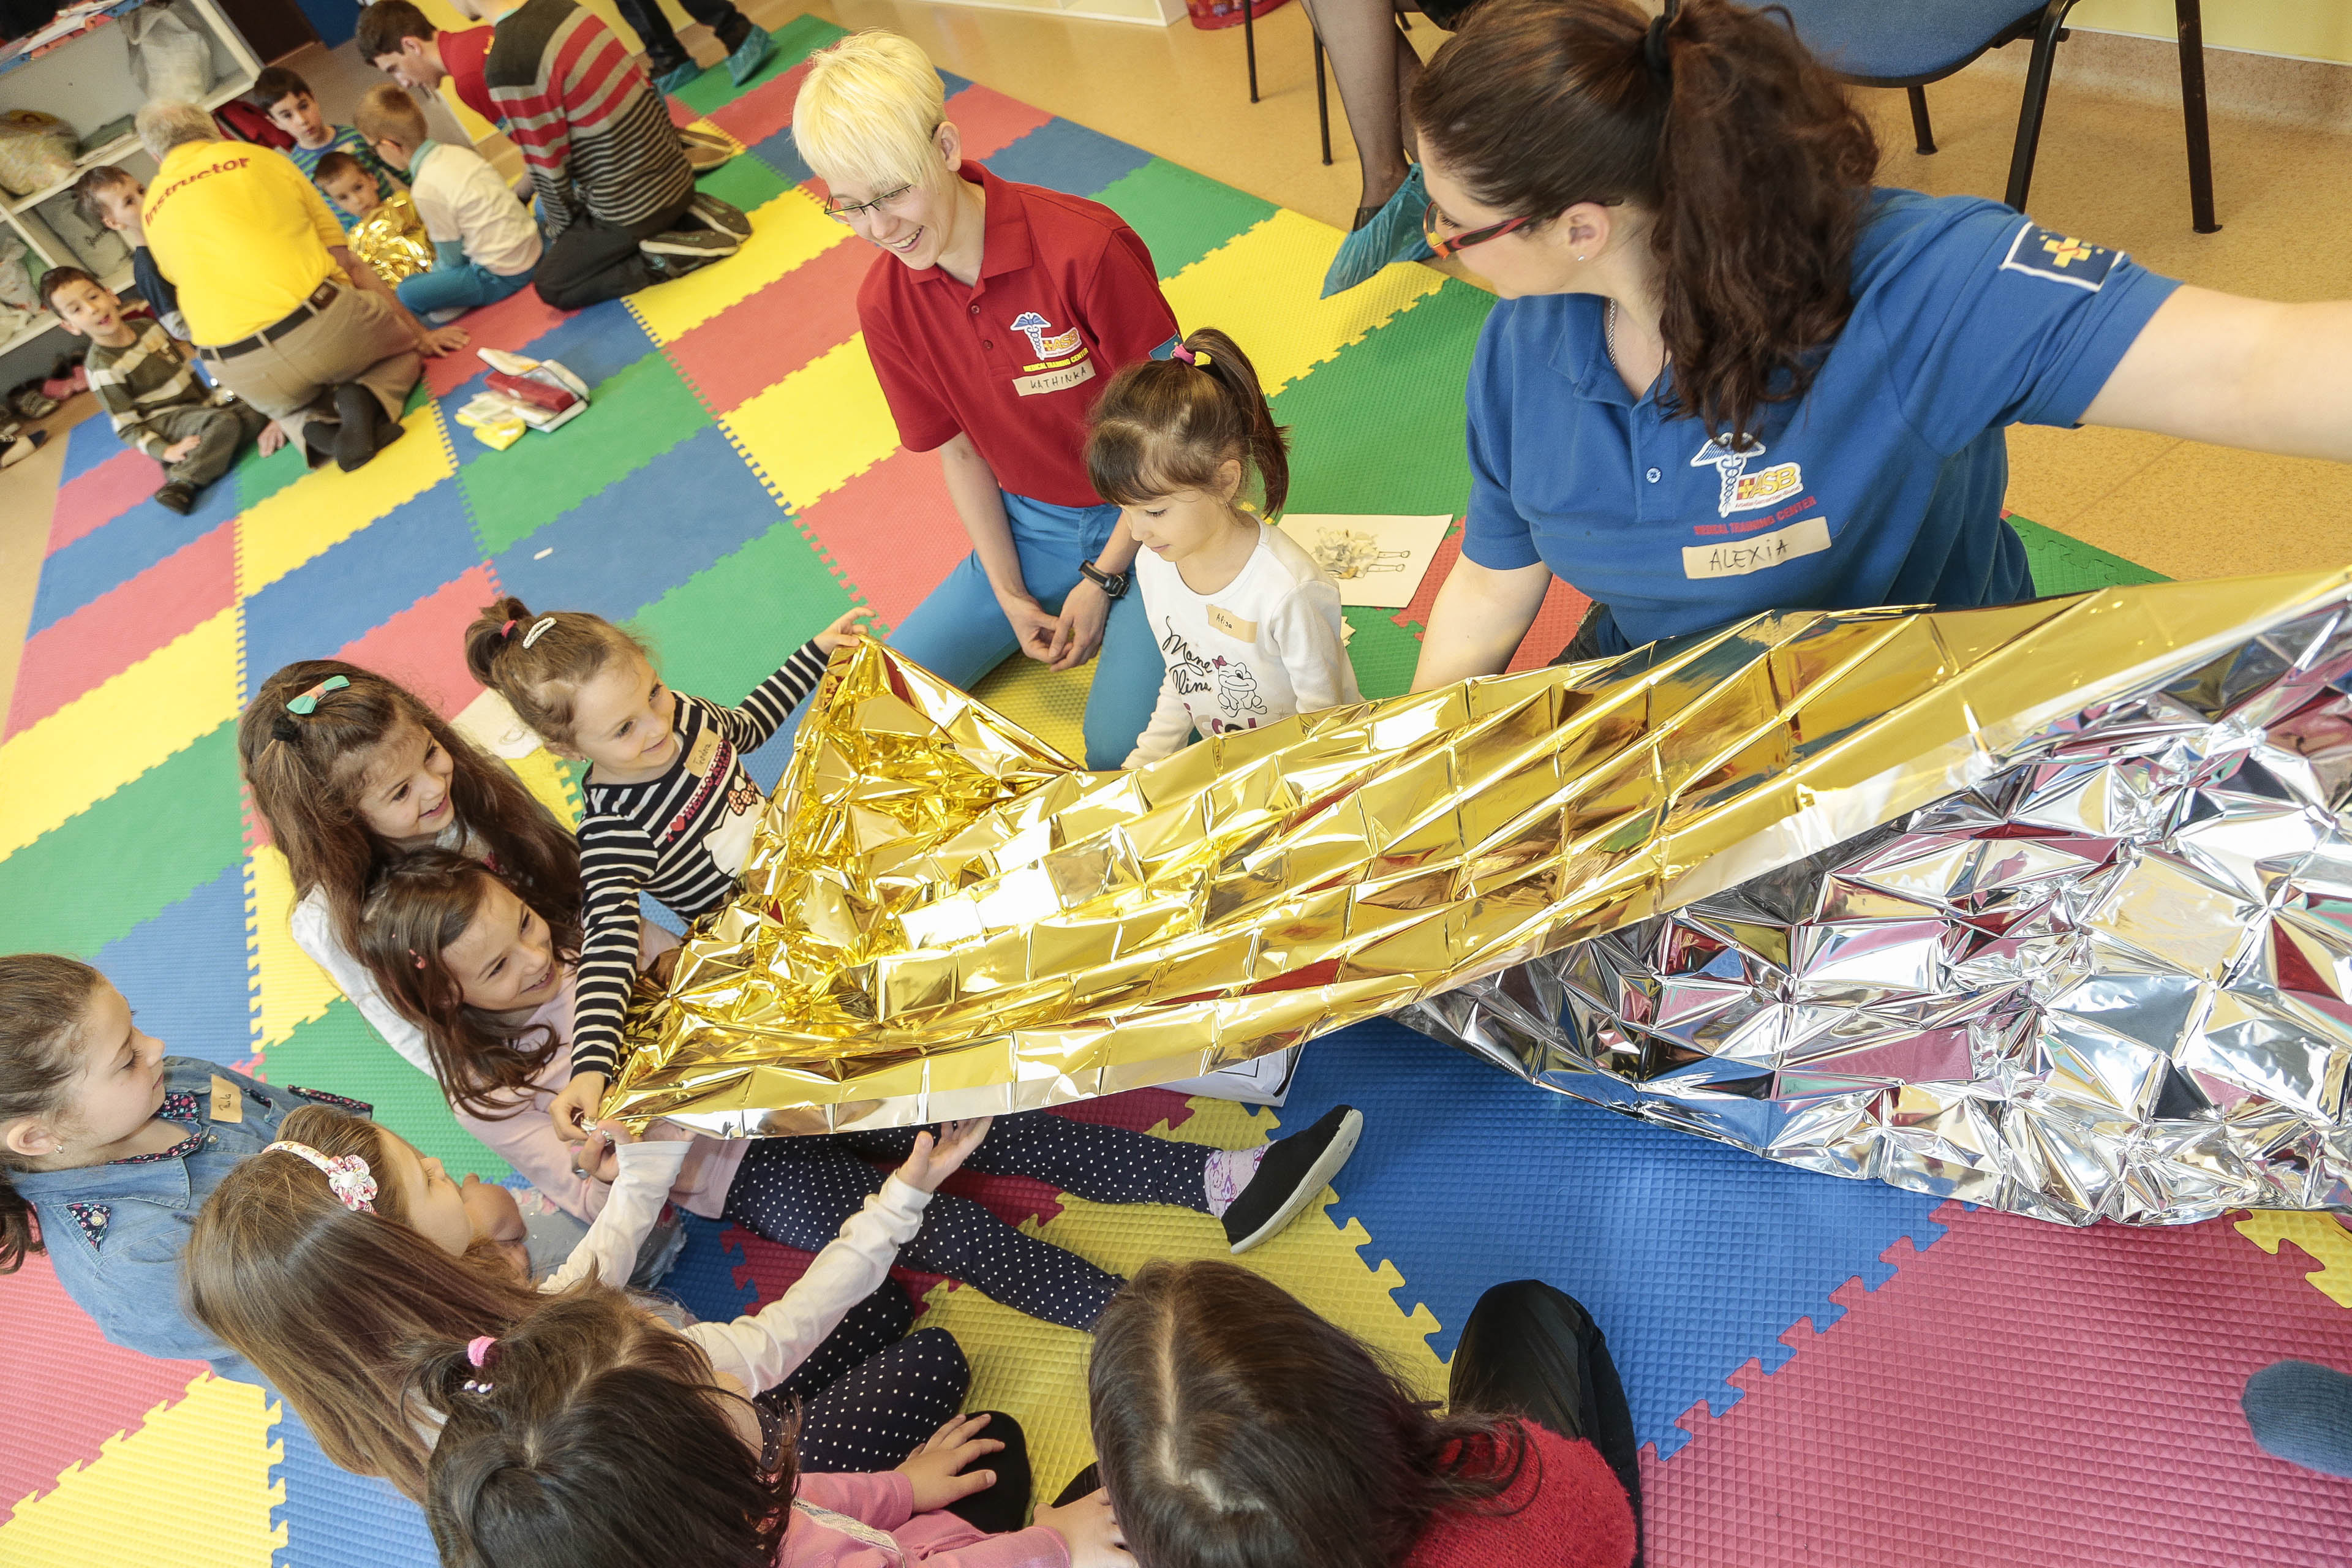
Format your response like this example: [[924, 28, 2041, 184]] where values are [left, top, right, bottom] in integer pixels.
[[354, 81, 540, 320]]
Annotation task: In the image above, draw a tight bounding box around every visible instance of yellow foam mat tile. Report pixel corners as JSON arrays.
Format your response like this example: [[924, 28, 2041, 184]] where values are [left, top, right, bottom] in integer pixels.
[[505, 745, 584, 829], [0, 606, 239, 859], [235, 403, 455, 598], [246, 843, 341, 1050], [2236, 1211, 2352, 1308], [969, 653, 1091, 766], [913, 1100, 1446, 1505], [0, 1374, 281, 1564], [718, 334, 898, 511], [1161, 209, 1448, 396], [628, 189, 849, 345]]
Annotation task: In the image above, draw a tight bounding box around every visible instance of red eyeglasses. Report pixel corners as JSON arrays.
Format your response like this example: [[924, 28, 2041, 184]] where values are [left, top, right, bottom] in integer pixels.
[[1422, 202, 1533, 261]]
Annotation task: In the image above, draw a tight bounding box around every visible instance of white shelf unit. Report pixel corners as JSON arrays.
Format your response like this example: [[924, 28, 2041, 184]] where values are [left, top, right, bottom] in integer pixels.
[[0, 0, 263, 359]]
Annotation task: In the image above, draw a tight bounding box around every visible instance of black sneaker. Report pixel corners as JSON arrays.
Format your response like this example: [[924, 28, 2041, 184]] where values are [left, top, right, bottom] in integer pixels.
[[640, 228, 739, 260], [153, 479, 197, 514], [687, 190, 752, 241], [1221, 1105, 1363, 1254]]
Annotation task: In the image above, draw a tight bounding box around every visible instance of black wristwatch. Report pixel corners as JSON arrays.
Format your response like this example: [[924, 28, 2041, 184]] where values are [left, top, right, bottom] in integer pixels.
[[1078, 561, 1131, 600]]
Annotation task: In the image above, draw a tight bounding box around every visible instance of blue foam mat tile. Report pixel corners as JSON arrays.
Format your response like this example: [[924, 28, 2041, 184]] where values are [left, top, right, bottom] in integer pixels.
[[58, 409, 128, 483], [1276, 1017, 1951, 1457], [658, 1212, 760, 1324], [749, 124, 814, 187], [488, 425, 781, 621], [938, 69, 973, 96], [439, 299, 658, 460], [271, 1404, 439, 1568], [984, 118, 1155, 199], [94, 862, 252, 1066], [238, 477, 482, 680], [28, 478, 243, 636]]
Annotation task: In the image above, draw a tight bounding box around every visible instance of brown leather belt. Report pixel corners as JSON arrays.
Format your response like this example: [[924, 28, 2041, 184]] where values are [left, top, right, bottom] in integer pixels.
[[198, 281, 341, 361]]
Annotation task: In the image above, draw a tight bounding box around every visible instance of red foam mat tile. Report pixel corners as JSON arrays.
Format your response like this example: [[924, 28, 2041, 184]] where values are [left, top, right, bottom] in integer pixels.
[[793, 447, 973, 628], [1641, 1202, 2352, 1568], [6, 521, 236, 739], [49, 448, 164, 556], [334, 563, 499, 718], [424, 288, 575, 398], [1389, 524, 1587, 671], [944, 85, 1055, 162], [707, 61, 813, 148], [663, 238, 869, 414], [0, 1256, 209, 1517]]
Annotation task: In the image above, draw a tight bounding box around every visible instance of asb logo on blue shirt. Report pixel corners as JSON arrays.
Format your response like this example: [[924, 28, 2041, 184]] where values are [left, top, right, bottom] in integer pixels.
[[1999, 224, 2120, 292]]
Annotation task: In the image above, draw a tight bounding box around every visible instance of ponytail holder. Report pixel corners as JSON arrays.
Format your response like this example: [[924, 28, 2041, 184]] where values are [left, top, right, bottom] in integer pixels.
[[462, 1335, 498, 1393], [271, 716, 301, 744], [520, 617, 557, 649], [284, 674, 350, 717], [1171, 342, 1212, 370], [500, 619, 518, 639], [409, 948, 428, 970], [265, 1140, 379, 1214], [1643, 0, 1676, 80]]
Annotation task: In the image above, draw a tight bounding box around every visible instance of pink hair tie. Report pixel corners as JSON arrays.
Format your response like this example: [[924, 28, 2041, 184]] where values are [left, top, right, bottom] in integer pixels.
[[265, 1141, 378, 1214], [463, 1335, 498, 1394], [500, 619, 518, 639]]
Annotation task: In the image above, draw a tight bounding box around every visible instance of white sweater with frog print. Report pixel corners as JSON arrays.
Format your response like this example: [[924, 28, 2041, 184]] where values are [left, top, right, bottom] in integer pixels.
[[1124, 520, 1361, 768]]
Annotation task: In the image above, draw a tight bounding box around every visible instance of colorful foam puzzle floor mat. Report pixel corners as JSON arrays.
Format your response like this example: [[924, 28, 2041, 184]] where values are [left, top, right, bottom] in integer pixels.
[[1, 17, 2348, 1564]]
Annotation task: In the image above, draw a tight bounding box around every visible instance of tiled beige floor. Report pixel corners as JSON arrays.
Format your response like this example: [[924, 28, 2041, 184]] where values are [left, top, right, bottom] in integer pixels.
[[5, 7, 2350, 721]]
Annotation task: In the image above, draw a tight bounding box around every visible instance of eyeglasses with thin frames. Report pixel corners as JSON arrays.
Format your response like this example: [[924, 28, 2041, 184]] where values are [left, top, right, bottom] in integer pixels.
[[825, 182, 919, 224]]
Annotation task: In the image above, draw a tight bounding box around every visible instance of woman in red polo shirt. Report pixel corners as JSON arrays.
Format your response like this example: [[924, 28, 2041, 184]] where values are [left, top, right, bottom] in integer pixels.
[[795, 31, 1180, 769]]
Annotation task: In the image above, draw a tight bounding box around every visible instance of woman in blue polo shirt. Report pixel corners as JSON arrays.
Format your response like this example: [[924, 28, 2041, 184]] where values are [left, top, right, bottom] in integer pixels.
[[1408, 0, 2352, 684]]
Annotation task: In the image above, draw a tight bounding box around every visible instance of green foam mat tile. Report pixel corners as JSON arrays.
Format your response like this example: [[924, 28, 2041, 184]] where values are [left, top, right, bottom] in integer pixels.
[[259, 999, 516, 1182], [1096, 158, 1280, 280], [460, 352, 711, 557], [698, 149, 794, 213], [1341, 607, 1425, 700], [234, 428, 309, 512], [0, 721, 245, 956], [630, 513, 856, 706], [1274, 277, 1492, 516], [671, 13, 845, 117], [2011, 511, 2169, 594]]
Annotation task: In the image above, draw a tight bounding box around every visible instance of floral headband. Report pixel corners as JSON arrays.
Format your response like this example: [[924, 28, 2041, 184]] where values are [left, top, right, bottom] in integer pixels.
[[265, 1140, 379, 1213]]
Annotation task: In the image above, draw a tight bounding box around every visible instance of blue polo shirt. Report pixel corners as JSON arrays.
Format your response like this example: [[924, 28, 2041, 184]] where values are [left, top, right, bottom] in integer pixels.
[[1461, 189, 2181, 654]]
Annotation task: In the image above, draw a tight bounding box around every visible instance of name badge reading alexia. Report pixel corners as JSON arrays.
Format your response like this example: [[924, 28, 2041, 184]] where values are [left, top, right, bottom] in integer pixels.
[[1682, 516, 1831, 579]]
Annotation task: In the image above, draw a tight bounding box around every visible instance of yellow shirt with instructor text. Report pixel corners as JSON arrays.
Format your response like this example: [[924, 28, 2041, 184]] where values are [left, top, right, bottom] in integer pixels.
[[142, 140, 352, 347]]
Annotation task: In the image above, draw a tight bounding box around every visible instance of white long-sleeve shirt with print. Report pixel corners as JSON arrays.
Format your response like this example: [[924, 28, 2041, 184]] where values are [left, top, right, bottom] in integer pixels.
[[1123, 520, 1362, 768]]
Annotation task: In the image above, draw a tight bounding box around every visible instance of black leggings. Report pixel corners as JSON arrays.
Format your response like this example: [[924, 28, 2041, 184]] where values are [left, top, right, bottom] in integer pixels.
[[609, 0, 750, 74], [725, 1110, 1215, 1332], [755, 1281, 969, 1474]]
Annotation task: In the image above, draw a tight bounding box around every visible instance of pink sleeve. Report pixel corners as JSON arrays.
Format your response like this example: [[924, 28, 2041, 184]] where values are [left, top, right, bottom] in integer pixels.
[[796, 1471, 918, 1532], [907, 1526, 1072, 1568], [454, 1087, 599, 1221]]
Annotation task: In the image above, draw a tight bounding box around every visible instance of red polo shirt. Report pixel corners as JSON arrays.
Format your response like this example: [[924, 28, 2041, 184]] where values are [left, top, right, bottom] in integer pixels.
[[439, 25, 498, 126], [857, 162, 1179, 510]]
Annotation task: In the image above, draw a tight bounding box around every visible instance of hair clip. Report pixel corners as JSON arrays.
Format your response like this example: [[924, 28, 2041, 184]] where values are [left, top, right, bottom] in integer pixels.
[[500, 619, 518, 639], [521, 617, 558, 649], [409, 949, 428, 970], [265, 1140, 379, 1213], [284, 674, 350, 716]]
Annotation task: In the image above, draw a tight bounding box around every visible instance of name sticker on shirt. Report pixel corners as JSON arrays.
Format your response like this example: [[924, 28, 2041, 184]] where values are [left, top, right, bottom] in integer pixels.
[[1683, 516, 1831, 579], [683, 728, 721, 778], [1205, 605, 1257, 641], [209, 1074, 244, 1125], [1012, 358, 1095, 398]]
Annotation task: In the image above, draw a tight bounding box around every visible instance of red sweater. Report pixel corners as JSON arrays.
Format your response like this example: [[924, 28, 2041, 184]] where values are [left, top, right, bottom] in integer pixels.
[[1403, 1425, 1638, 1568]]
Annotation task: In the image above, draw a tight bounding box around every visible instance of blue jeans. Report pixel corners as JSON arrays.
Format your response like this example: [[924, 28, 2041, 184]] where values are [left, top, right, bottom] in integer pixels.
[[887, 492, 1163, 769], [396, 259, 535, 316]]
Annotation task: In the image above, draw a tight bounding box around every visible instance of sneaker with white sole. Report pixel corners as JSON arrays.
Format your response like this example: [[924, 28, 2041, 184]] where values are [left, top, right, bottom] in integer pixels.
[[640, 228, 739, 260], [1221, 1106, 1363, 1253], [688, 191, 752, 241]]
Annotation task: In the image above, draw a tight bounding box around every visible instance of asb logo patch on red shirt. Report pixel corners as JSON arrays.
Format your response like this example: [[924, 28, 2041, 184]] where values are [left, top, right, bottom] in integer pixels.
[[1008, 309, 1094, 397]]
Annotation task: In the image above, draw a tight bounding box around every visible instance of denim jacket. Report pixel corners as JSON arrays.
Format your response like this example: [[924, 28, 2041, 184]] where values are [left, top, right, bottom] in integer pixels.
[[14, 1058, 371, 1385]]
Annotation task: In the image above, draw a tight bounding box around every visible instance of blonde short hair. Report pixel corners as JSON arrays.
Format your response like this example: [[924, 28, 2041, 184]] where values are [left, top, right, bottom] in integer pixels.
[[353, 83, 429, 149], [791, 30, 948, 193]]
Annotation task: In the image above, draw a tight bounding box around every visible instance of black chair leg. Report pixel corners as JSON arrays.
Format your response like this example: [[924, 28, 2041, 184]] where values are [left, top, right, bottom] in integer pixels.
[[1314, 31, 1332, 165], [1245, 0, 1258, 103], [2176, 0, 2220, 232], [1905, 84, 1936, 155], [2003, 0, 2078, 214]]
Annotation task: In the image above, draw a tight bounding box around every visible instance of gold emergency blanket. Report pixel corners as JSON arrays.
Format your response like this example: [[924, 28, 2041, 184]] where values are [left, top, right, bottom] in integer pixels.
[[345, 189, 432, 285], [608, 570, 2352, 1137]]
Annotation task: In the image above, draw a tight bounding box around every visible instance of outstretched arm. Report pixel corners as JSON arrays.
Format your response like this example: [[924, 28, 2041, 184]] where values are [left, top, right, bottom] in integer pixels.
[[2082, 286, 2352, 460], [1408, 555, 1554, 692]]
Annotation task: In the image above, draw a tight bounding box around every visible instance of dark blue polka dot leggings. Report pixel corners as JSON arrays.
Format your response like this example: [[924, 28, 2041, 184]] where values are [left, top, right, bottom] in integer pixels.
[[723, 1110, 1214, 1330]]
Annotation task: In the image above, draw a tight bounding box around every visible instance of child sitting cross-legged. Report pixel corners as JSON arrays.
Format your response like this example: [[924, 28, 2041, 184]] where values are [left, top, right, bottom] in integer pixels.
[[354, 82, 540, 321], [314, 149, 435, 288], [251, 64, 405, 230], [39, 266, 283, 514]]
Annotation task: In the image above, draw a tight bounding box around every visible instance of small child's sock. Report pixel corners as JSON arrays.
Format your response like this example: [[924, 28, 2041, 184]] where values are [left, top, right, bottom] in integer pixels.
[[1202, 1145, 1268, 1218]]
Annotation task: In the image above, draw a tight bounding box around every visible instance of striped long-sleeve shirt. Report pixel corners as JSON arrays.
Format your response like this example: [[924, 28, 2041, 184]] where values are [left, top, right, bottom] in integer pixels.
[[483, 0, 693, 241], [570, 641, 831, 1082], [84, 321, 232, 462]]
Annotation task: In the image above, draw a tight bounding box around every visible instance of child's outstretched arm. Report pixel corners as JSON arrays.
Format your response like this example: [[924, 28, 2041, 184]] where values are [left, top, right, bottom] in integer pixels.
[[709, 607, 873, 753], [554, 823, 661, 1141], [685, 1118, 990, 1395], [537, 1130, 687, 1292]]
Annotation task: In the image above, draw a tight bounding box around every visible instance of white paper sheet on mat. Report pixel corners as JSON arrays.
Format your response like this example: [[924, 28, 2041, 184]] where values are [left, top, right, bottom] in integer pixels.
[[1275, 514, 1454, 609], [1159, 1046, 1300, 1107]]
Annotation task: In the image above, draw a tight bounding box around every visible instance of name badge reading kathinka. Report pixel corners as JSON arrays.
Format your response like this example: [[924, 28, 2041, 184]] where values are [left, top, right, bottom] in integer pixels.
[[1682, 516, 1832, 579], [1013, 358, 1095, 398]]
